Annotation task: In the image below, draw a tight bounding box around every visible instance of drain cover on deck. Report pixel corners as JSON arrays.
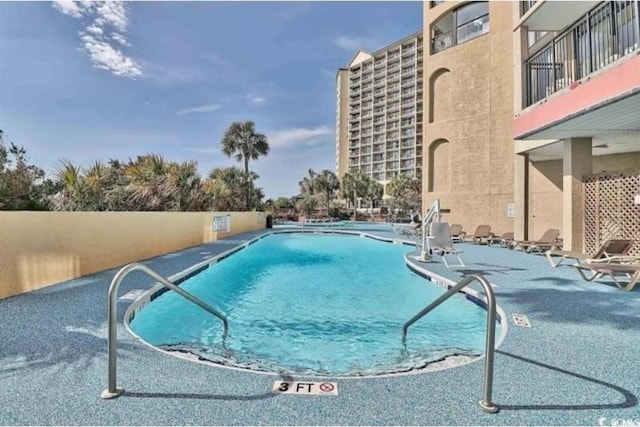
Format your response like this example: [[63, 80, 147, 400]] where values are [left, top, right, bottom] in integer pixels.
[[272, 381, 338, 396], [512, 313, 531, 327]]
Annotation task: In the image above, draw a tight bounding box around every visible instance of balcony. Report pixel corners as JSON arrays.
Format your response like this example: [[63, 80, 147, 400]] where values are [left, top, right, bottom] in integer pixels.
[[518, 0, 601, 31], [432, 31, 454, 54], [521, 0, 538, 16], [524, 1, 640, 106]]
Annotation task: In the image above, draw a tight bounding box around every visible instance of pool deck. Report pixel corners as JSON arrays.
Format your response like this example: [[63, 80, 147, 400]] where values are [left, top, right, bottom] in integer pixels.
[[1, 226, 639, 425]]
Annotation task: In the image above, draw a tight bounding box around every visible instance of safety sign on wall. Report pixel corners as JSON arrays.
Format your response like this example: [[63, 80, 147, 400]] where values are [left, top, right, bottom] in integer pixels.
[[212, 214, 231, 233]]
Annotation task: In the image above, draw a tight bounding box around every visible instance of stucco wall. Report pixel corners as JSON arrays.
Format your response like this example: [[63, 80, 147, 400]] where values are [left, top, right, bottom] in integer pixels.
[[0, 211, 265, 299], [528, 160, 563, 239], [423, 1, 515, 236], [526, 152, 640, 240]]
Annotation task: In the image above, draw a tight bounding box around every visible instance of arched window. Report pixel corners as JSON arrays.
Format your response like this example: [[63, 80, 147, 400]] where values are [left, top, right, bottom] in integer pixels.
[[431, 1, 490, 54]]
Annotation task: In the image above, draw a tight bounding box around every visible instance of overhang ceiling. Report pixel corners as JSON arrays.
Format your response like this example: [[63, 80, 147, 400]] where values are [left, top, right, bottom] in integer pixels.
[[518, 90, 640, 141], [520, 132, 640, 162], [517, 1, 600, 32]]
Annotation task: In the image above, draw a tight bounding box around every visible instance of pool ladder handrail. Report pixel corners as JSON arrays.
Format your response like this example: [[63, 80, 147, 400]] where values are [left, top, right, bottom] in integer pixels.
[[101, 262, 229, 399], [401, 273, 499, 413]]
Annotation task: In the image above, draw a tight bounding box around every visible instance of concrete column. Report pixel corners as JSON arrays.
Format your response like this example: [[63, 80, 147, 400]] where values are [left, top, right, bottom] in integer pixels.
[[514, 153, 528, 240], [563, 138, 592, 252]]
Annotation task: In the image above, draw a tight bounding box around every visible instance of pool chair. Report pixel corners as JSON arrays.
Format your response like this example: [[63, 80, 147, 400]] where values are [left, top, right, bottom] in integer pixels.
[[428, 222, 465, 268], [449, 224, 466, 243], [470, 225, 492, 245], [487, 232, 514, 248], [512, 229, 561, 253], [573, 262, 640, 291], [545, 239, 635, 268]]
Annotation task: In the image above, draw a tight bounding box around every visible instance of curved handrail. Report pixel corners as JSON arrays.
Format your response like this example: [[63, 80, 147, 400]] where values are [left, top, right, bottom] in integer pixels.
[[401, 274, 499, 413], [419, 199, 440, 260], [101, 262, 228, 399]]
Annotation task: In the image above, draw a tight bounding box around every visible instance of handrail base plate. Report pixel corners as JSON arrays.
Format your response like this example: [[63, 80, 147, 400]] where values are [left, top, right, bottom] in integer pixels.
[[479, 400, 499, 413], [101, 388, 124, 399]]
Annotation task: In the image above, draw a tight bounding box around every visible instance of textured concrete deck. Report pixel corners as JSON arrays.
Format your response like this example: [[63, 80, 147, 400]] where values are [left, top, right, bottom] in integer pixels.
[[1, 226, 639, 425]]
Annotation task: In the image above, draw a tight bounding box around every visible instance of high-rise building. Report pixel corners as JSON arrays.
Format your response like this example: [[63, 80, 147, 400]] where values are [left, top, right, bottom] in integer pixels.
[[335, 31, 424, 199], [337, 1, 640, 253]]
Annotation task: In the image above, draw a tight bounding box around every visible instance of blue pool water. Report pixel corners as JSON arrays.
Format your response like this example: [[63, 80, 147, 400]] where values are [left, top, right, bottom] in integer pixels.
[[129, 233, 495, 376], [276, 221, 395, 232]]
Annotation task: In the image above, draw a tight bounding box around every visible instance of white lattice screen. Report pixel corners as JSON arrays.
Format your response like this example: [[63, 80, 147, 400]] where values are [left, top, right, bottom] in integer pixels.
[[583, 169, 640, 256]]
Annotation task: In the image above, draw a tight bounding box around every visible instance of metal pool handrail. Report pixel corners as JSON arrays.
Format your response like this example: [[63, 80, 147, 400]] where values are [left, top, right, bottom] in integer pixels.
[[401, 273, 499, 413], [101, 262, 228, 399]]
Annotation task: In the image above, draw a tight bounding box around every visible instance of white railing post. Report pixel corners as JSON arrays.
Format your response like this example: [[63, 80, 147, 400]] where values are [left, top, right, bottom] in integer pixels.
[[419, 199, 440, 261]]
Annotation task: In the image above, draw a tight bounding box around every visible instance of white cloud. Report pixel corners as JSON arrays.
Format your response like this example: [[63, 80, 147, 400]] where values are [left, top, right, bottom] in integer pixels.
[[52, 1, 140, 78], [93, 1, 128, 32], [110, 32, 130, 47], [266, 126, 332, 149], [52, 1, 85, 18], [248, 96, 266, 105], [333, 35, 370, 51], [85, 24, 103, 36], [80, 34, 142, 77], [177, 104, 222, 115]]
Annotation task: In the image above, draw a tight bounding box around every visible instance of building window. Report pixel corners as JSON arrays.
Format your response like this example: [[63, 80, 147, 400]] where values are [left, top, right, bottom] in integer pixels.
[[430, 0, 445, 7], [431, 1, 490, 54], [527, 30, 549, 47], [456, 2, 490, 44]]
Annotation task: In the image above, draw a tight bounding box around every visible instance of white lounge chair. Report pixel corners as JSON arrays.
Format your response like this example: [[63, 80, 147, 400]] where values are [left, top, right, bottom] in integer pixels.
[[428, 222, 465, 268], [545, 239, 635, 267], [573, 262, 640, 291]]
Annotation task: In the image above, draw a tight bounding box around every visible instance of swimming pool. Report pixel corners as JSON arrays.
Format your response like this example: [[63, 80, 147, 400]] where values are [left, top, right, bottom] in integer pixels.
[[275, 220, 396, 232], [128, 232, 499, 377]]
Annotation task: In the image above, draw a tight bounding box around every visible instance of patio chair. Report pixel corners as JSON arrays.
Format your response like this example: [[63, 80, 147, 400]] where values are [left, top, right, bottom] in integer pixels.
[[428, 222, 465, 268], [487, 232, 514, 248], [545, 239, 635, 268], [449, 224, 466, 243], [470, 225, 492, 245], [512, 229, 561, 253], [573, 262, 640, 291]]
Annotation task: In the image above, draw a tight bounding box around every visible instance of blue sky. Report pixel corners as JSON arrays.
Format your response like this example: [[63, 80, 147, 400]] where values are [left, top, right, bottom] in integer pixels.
[[0, 1, 422, 198]]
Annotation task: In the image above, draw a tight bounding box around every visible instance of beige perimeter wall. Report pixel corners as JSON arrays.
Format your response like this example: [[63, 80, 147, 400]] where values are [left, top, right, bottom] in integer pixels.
[[0, 211, 265, 299]]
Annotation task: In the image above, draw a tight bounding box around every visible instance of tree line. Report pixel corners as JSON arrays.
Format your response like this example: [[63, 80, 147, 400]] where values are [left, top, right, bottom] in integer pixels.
[[0, 121, 270, 212], [267, 167, 422, 219], [1, 120, 422, 215]]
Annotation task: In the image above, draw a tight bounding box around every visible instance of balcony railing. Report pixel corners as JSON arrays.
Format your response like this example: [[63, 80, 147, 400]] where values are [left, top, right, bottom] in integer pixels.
[[521, 0, 538, 16], [525, 0, 640, 106], [432, 31, 454, 54]]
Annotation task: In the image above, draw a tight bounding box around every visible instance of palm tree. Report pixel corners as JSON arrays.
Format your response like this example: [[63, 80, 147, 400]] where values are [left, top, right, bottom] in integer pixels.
[[167, 160, 204, 211], [221, 121, 270, 210], [298, 168, 316, 196], [363, 177, 384, 215], [388, 173, 422, 214], [203, 166, 246, 211], [340, 170, 367, 219], [124, 154, 177, 211], [314, 169, 339, 214]]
